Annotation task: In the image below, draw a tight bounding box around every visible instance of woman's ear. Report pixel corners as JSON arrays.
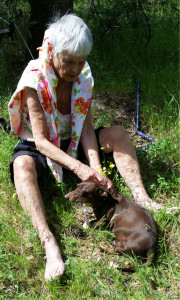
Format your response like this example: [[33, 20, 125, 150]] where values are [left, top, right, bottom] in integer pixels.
[[48, 44, 54, 60]]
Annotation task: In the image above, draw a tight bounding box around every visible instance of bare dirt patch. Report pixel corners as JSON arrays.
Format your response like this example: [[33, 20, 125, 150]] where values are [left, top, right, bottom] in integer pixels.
[[91, 93, 151, 149]]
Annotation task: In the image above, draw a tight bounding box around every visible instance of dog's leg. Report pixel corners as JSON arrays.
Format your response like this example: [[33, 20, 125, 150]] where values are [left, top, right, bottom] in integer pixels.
[[89, 217, 109, 228]]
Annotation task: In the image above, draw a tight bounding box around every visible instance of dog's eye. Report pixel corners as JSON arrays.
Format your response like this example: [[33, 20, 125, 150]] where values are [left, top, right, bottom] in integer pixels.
[[95, 187, 108, 197], [95, 187, 101, 195], [81, 191, 88, 196]]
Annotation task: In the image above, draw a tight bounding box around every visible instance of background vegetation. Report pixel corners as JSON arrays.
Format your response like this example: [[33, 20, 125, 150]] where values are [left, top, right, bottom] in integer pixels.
[[0, 0, 179, 298]]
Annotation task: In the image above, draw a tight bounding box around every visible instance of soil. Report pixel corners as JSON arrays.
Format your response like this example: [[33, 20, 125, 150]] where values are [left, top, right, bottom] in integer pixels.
[[91, 93, 152, 149]]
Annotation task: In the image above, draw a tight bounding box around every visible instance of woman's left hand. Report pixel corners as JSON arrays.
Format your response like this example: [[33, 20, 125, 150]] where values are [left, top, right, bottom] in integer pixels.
[[72, 161, 113, 191]]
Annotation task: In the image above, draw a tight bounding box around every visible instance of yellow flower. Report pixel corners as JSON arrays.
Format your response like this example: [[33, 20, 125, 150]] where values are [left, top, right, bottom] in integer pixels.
[[109, 163, 115, 168]]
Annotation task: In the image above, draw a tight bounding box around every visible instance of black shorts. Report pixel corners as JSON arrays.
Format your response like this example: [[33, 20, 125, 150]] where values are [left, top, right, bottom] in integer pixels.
[[10, 127, 113, 183], [10, 140, 50, 183], [78, 126, 107, 162]]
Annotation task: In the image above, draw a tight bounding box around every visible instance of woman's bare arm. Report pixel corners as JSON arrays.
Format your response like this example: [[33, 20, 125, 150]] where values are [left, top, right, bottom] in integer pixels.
[[80, 106, 102, 171], [26, 87, 76, 169], [25, 87, 111, 188], [80, 105, 113, 188]]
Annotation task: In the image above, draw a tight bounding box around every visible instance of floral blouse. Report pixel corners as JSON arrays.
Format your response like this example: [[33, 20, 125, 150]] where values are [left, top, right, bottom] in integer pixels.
[[8, 30, 94, 183]]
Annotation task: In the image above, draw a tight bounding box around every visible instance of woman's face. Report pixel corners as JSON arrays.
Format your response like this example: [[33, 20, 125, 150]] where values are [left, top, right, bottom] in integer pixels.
[[52, 51, 86, 82]]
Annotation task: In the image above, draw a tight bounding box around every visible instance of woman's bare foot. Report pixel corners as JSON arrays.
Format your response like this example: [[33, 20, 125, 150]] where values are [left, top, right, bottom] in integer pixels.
[[138, 198, 164, 211], [43, 236, 65, 281], [140, 199, 179, 213], [133, 191, 179, 213]]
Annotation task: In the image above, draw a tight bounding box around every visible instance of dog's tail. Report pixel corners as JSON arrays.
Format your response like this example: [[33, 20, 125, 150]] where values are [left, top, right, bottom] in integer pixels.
[[100, 243, 156, 272], [119, 247, 156, 272]]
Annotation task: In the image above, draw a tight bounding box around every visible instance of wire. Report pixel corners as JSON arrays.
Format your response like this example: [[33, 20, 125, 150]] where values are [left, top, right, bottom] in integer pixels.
[[13, 22, 34, 59], [135, 80, 155, 151], [0, 16, 9, 25], [0, 16, 34, 60]]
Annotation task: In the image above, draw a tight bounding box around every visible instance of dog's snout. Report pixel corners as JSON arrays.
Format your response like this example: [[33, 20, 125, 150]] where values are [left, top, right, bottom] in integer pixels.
[[64, 191, 78, 202], [64, 193, 70, 199]]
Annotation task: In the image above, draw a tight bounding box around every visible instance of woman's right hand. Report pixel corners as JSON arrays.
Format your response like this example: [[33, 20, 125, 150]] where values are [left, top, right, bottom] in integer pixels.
[[73, 162, 113, 191]]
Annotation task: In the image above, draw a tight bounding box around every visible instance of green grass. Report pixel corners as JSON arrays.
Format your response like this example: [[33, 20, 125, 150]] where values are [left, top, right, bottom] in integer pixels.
[[0, 96, 179, 299], [0, 12, 179, 300]]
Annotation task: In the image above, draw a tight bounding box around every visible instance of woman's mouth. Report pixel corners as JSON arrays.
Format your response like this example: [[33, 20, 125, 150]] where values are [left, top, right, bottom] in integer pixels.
[[68, 74, 77, 78]]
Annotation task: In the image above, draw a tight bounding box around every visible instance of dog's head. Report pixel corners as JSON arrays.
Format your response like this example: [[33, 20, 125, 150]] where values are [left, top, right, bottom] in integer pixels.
[[65, 181, 108, 203]]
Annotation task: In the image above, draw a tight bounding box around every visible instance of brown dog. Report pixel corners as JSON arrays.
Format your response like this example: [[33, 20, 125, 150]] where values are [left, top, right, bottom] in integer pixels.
[[65, 182, 158, 266]]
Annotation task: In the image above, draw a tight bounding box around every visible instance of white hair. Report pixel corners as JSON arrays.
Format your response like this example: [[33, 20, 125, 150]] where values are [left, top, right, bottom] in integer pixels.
[[47, 14, 93, 57]]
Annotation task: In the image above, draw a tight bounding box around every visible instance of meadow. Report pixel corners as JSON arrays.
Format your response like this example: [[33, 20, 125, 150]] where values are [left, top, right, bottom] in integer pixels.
[[0, 2, 179, 299]]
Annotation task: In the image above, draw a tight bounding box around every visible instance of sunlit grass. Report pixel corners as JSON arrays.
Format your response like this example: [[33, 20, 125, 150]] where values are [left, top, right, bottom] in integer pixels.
[[0, 13, 179, 300]]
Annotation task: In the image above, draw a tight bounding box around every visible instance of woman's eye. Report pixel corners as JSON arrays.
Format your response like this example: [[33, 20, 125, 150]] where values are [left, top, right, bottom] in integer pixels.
[[63, 59, 85, 67], [63, 59, 73, 65], [66, 60, 73, 65]]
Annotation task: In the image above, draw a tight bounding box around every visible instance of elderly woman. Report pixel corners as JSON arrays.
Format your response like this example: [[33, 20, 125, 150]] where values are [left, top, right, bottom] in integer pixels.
[[8, 14, 171, 281]]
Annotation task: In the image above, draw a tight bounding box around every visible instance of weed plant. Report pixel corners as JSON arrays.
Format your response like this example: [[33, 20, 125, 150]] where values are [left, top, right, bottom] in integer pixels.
[[0, 4, 179, 299]]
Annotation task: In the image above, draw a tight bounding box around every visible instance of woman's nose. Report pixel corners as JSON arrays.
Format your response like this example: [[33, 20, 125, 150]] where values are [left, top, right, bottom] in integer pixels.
[[71, 63, 78, 74]]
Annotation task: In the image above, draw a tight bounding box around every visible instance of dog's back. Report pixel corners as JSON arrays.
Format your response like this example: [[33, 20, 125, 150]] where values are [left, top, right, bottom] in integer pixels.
[[111, 195, 158, 260]]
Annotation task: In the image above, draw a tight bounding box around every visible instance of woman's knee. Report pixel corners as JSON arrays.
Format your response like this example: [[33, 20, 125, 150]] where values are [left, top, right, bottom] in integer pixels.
[[13, 155, 37, 179], [99, 125, 129, 152], [110, 125, 128, 140]]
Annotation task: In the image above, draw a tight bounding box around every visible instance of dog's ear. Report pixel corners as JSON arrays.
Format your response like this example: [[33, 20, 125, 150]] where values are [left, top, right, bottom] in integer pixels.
[[108, 188, 121, 200], [95, 187, 108, 197]]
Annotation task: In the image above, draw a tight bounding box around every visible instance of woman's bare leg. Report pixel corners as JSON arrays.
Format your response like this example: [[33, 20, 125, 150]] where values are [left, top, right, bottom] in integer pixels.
[[99, 126, 166, 210], [13, 155, 65, 280]]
